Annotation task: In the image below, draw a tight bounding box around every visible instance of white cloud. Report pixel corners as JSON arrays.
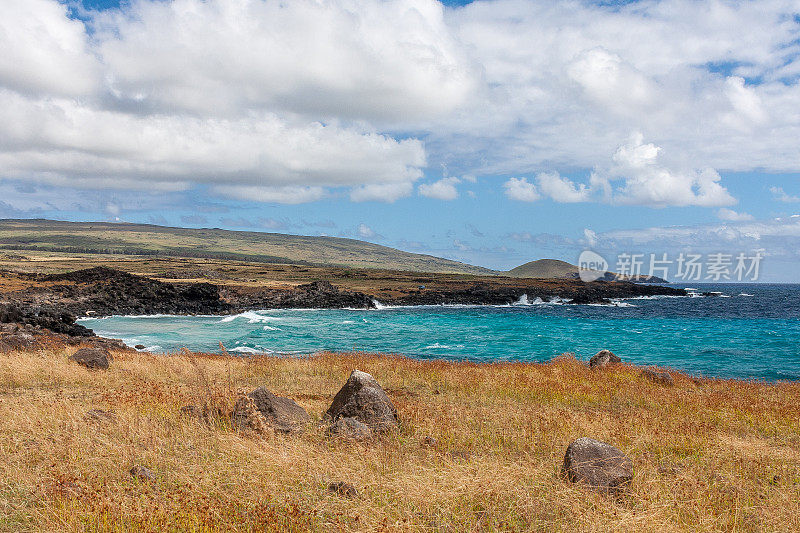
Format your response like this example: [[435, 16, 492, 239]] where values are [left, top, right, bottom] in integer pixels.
[[717, 208, 754, 221], [535, 172, 592, 203], [770, 186, 800, 203], [1, 0, 799, 208], [503, 177, 540, 202], [357, 223, 377, 239], [350, 182, 414, 203], [607, 133, 736, 207], [212, 185, 326, 204], [419, 177, 460, 200]]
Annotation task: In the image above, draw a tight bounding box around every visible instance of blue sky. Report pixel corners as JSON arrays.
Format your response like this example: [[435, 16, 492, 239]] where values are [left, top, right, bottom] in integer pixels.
[[2, 0, 800, 280]]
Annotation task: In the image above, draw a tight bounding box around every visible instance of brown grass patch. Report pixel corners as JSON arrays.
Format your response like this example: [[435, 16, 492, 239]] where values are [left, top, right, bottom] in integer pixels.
[[1, 347, 799, 531]]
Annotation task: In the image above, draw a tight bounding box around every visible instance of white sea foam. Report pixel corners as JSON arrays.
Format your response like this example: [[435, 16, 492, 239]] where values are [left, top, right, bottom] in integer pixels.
[[219, 311, 281, 323], [739, 293, 754, 297], [424, 343, 465, 349], [262, 325, 281, 331], [229, 346, 274, 354]]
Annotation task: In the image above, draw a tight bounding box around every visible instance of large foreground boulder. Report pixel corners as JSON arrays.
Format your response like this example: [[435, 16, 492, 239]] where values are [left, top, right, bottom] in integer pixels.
[[562, 437, 633, 494], [589, 349, 621, 369], [69, 347, 111, 370], [325, 370, 398, 433], [232, 387, 310, 434]]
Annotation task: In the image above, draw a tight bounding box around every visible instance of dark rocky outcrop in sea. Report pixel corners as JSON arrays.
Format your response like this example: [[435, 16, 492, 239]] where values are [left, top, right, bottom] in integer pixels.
[[0, 266, 686, 338]]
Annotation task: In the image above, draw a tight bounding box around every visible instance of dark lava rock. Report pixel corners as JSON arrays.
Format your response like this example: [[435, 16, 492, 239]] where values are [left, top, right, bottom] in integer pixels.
[[325, 370, 399, 433], [562, 437, 633, 494], [326, 416, 373, 441], [641, 368, 675, 386], [328, 481, 358, 499], [589, 349, 621, 369], [134, 344, 146, 350], [231, 387, 310, 434], [130, 465, 156, 482], [0, 333, 39, 353], [69, 347, 111, 370]]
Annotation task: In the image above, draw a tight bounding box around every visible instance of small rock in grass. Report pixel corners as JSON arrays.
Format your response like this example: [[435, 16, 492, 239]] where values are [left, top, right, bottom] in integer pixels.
[[328, 481, 358, 499], [562, 437, 633, 494], [588, 350, 621, 369], [84, 409, 115, 422], [325, 370, 399, 433], [130, 465, 156, 482], [421, 436, 438, 447], [326, 416, 373, 441], [232, 387, 310, 434], [69, 347, 111, 370], [641, 368, 674, 386]]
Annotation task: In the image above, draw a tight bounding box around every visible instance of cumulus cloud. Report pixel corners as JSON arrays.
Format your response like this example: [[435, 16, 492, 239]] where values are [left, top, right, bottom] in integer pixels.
[[606, 133, 736, 207], [357, 223, 378, 239], [503, 177, 540, 202], [535, 172, 593, 203], [1, 0, 799, 208], [770, 187, 800, 203], [350, 182, 414, 203], [419, 177, 460, 200], [717, 208, 754, 221]]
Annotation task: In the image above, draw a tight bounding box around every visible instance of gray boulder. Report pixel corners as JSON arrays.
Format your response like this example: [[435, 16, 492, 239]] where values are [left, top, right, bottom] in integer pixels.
[[641, 368, 674, 386], [69, 347, 111, 370], [325, 370, 399, 433], [589, 349, 621, 369], [232, 387, 310, 434], [326, 416, 373, 441], [562, 437, 633, 494]]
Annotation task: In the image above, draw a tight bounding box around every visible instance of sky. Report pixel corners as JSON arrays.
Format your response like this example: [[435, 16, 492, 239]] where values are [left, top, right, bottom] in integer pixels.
[[1, 0, 800, 281]]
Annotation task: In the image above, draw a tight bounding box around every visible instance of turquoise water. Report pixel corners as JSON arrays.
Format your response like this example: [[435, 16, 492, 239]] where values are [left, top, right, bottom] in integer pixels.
[[78, 284, 800, 381]]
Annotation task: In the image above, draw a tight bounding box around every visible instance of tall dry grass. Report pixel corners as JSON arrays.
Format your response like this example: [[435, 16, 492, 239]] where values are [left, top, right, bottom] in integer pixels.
[[1, 346, 799, 532]]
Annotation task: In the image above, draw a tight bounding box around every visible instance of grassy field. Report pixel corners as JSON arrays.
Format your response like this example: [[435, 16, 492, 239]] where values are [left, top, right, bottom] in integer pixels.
[[1, 344, 799, 532]]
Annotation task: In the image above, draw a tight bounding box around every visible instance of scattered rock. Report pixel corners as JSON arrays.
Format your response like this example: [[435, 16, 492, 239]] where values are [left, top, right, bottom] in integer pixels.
[[588, 350, 621, 369], [69, 347, 111, 370], [230, 393, 270, 435], [421, 436, 438, 447], [180, 405, 200, 417], [641, 368, 674, 386], [657, 461, 686, 476], [0, 333, 39, 353], [325, 370, 399, 433], [326, 416, 373, 441], [562, 437, 633, 494], [84, 409, 115, 422], [327, 481, 358, 499], [134, 344, 146, 350], [130, 465, 156, 482], [232, 387, 310, 434]]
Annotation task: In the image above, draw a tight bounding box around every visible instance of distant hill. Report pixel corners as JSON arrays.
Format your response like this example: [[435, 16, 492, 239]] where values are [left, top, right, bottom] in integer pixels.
[[507, 259, 579, 279], [0, 219, 494, 275], [506, 258, 667, 283]]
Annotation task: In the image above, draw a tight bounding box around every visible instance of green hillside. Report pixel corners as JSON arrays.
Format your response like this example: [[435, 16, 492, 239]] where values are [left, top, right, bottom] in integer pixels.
[[0, 219, 494, 275]]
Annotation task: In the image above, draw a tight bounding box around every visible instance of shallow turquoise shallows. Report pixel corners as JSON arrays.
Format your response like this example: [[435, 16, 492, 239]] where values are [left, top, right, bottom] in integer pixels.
[[78, 284, 800, 382]]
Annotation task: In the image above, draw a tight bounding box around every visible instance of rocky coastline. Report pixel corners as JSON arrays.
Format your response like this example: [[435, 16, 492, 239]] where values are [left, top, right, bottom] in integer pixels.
[[0, 266, 685, 338]]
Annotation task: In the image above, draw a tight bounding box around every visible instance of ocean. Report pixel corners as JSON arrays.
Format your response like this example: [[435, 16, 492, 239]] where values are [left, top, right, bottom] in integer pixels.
[[77, 284, 800, 382]]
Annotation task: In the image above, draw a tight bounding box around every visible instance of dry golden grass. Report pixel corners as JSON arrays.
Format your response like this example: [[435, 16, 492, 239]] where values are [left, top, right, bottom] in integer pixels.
[[1, 347, 799, 532]]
